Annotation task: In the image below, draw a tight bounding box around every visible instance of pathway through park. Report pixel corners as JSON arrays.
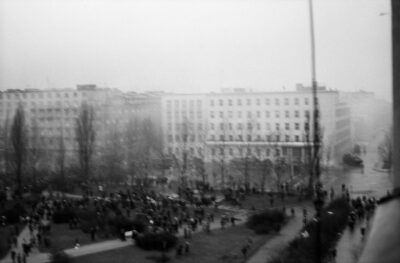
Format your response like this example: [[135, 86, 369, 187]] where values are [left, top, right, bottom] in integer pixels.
[[246, 202, 313, 263]]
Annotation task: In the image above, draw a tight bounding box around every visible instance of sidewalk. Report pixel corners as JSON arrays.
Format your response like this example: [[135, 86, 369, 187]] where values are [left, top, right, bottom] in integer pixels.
[[247, 204, 312, 263], [333, 217, 371, 263], [0, 225, 50, 263]]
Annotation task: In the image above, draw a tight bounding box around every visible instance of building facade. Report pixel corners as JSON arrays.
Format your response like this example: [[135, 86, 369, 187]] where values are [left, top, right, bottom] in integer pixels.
[[161, 85, 352, 187], [0, 85, 162, 174]]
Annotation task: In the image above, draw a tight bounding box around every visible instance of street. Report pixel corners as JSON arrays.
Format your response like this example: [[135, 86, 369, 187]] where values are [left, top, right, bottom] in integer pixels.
[[322, 130, 392, 198]]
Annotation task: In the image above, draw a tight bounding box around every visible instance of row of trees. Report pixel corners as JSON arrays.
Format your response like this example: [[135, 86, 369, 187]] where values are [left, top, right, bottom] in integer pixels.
[[0, 102, 164, 197], [172, 114, 319, 192], [2, 101, 326, 195]]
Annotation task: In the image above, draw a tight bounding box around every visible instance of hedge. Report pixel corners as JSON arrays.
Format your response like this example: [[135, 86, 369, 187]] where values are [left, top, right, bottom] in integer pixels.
[[108, 216, 147, 235], [50, 251, 71, 263], [53, 208, 76, 224], [1, 203, 26, 224], [270, 198, 351, 263], [246, 209, 286, 234], [136, 232, 178, 251]]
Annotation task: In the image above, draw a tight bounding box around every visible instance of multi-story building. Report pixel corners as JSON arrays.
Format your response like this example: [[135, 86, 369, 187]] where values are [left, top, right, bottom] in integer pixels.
[[161, 84, 352, 187], [340, 90, 391, 146], [0, 85, 162, 172]]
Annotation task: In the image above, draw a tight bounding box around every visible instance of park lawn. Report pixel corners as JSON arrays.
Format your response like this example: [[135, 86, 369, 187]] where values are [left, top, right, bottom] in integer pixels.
[[39, 224, 113, 253], [71, 225, 272, 263]]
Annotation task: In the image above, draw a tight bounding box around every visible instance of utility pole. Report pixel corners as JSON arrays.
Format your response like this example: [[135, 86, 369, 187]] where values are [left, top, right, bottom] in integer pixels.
[[308, 1, 324, 263]]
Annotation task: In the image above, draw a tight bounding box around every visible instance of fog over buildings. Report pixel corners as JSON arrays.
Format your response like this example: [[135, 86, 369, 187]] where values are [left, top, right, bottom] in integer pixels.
[[0, 0, 392, 101]]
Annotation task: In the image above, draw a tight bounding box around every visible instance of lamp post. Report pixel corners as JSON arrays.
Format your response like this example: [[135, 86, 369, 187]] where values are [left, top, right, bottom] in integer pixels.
[[308, 0, 324, 263]]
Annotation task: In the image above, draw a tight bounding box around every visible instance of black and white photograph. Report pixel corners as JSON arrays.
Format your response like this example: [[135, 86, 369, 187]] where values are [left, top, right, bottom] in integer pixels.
[[0, 0, 398, 263]]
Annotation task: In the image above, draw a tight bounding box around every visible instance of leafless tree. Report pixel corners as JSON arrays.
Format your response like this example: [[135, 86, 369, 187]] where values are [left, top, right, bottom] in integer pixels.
[[0, 116, 12, 178], [378, 129, 392, 169], [173, 118, 193, 187], [139, 118, 163, 181], [75, 103, 96, 182], [125, 117, 139, 186], [213, 117, 231, 189], [268, 129, 287, 191], [55, 126, 67, 190], [27, 118, 44, 188], [101, 127, 125, 183], [259, 158, 273, 192], [11, 104, 28, 197], [196, 121, 209, 185]]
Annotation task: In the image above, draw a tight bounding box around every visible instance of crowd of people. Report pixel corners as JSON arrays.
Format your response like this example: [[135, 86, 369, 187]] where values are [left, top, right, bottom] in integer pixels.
[[6, 195, 58, 263]]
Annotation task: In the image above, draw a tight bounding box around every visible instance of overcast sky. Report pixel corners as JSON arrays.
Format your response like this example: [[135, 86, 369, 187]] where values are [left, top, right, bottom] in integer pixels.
[[0, 0, 392, 100]]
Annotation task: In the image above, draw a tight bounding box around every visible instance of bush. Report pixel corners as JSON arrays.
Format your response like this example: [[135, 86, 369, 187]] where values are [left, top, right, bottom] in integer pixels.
[[136, 232, 178, 251], [51, 251, 71, 263], [107, 216, 148, 236], [2, 203, 26, 224], [76, 210, 98, 233], [273, 198, 351, 263], [0, 227, 14, 259], [246, 209, 286, 234], [53, 208, 76, 224]]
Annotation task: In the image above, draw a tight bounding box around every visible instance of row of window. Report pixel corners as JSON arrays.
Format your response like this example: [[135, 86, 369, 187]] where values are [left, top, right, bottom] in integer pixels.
[[166, 146, 283, 158], [208, 134, 302, 142], [167, 111, 202, 119], [210, 110, 310, 119], [168, 122, 304, 131], [167, 133, 303, 143], [166, 100, 202, 108], [209, 97, 311, 107], [0, 91, 87, 100], [166, 97, 314, 109]]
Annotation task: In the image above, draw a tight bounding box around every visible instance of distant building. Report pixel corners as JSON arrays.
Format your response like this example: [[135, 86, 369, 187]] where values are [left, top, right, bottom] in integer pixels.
[[0, 85, 161, 171], [339, 90, 391, 146], [161, 84, 352, 187]]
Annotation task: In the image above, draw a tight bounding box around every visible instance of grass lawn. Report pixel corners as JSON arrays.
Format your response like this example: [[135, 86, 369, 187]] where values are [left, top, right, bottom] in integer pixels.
[[71, 225, 273, 263], [40, 224, 113, 253]]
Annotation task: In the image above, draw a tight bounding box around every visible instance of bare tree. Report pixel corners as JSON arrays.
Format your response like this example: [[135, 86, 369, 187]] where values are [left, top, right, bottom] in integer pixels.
[[192, 156, 206, 185], [214, 117, 230, 190], [27, 118, 44, 188], [101, 127, 125, 183], [378, 129, 392, 169], [0, 116, 12, 178], [138, 118, 163, 184], [125, 117, 139, 186], [57, 129, 66, 186], [11, 104, 28, 198], [239, 117, 257, 191], [171, 117, 194, 187], [196, 121, 209, 185], [75, 103, 96, 182]]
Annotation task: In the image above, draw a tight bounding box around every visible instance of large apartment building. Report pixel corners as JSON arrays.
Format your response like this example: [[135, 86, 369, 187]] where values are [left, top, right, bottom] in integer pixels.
[[0, 85, 162, 171], [161, 85, 352, 186]]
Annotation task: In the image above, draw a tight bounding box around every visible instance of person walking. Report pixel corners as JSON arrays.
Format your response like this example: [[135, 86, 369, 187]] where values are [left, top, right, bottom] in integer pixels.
[[184, 241, 190, 255]]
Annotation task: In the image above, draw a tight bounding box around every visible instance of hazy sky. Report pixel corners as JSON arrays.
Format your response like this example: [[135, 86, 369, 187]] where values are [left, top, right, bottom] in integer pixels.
[[0, 0, 392, 100]]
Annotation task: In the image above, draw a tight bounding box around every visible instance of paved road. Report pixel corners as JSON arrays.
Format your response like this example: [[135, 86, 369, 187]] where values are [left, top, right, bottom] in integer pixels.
[[324, 131, 391, 263], [321, 130, 392, 198]]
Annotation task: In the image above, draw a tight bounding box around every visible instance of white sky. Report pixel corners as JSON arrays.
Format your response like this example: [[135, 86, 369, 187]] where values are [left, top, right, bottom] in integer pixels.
[[0, 0, 392, 100]]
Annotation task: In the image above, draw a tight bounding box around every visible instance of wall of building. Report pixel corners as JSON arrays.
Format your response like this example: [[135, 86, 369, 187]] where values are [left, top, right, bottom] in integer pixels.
[[160, 85, 352, 187]]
